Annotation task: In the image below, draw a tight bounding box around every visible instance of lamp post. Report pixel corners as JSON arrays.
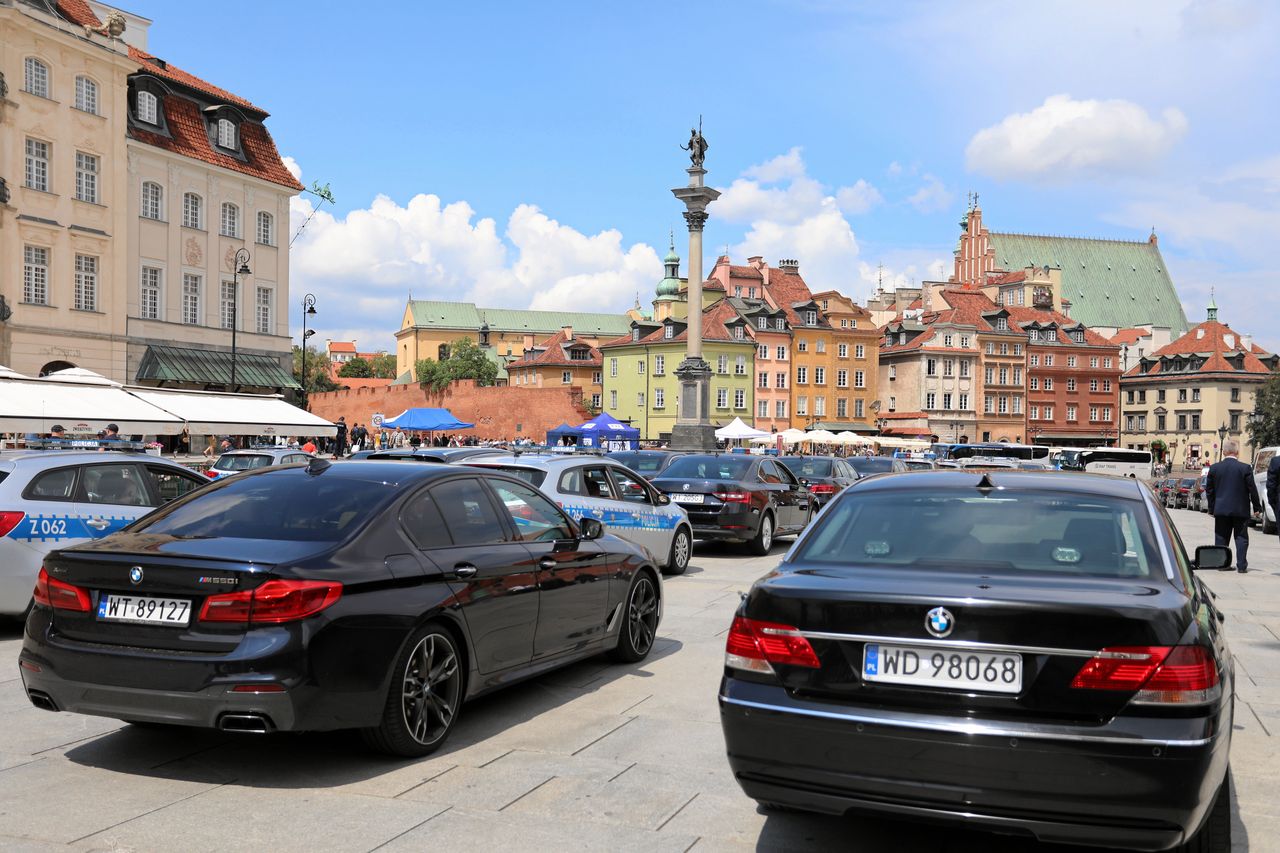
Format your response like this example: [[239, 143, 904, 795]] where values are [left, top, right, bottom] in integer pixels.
[[229, 248, 251, 389], [1218, 423, 1228, 460], [299, 293, 317, 410]]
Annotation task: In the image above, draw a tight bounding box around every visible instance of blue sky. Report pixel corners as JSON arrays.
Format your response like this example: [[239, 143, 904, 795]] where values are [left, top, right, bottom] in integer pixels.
[[125, 0, 1280, 351]]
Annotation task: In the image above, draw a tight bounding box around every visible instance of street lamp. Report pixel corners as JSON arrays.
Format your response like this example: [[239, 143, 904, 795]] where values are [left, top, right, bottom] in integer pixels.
[[1218, 422, 1228, 460], [229, 248, 251, 388], [299, 293, 317, 410]]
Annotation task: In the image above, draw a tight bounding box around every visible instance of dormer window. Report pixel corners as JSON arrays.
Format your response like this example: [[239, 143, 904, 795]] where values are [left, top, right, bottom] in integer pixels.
[[632, 328, 641, 342], [734, 325, 744, 340], [216, 118, 237, 149], [137, 90, 158, 124], [774, 318, 784, 331], [757, 317, 767, 330], [805, 310, 818, 326], [1072, 330, 1085, 343], [1045, 329, 1057, 342], [995, 317, 1008, 331], [664, 325, 674, 340], [1028, 329, 1039, 341]]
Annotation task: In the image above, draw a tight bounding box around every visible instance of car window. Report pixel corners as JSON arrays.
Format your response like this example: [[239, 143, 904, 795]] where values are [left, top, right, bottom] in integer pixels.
[[26, 467, 77, 500], [401, 488, 453, 549], [284, 454, 309, 464], [581, 467, 617, 500], [474, 465, 547, 488], [608, 452, 663, 475], [662, 456, 752, 481], [77, 463, 149, 507], [776, 463, 800, 487], [779, 458, 833, 478], [214, 454, 273, 472], [431, 478, 509, 547], [145, 465, 206, 505], [489, 480, 573, 542], [608, 466, 651, 504], [558, 468, 585, 495], [759, 460, 783, 485], [848, 457, 898, 475]]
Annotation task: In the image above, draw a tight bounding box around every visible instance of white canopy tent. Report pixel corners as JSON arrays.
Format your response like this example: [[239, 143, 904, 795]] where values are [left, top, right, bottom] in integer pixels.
[[715, 417, 770, 441], [834, 431, 874, 446], [0, 371, 184, 434], [127, 388, 337, 437], [804, 429, 839, 443]]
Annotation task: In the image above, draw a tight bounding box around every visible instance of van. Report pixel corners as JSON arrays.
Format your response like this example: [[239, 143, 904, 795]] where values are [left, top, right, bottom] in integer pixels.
[[1253, 447, 1278, 533]]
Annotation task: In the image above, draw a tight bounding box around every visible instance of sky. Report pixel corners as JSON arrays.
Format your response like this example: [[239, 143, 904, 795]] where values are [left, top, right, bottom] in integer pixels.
[[124, 0, 1280, 353]]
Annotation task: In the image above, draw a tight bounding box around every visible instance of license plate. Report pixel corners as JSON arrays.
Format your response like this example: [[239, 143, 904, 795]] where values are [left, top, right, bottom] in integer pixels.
[[863, 643, 1022, 693], [669, 493, 704, 504], [97, 594, 191, 626]]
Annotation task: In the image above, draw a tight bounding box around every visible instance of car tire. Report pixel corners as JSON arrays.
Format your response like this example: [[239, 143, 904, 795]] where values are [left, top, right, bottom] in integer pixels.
[[1175, 771, 1231, 853], [748, 512, 774, 556], [609, 569, 659, 663], [362, 622, 464, 758], [664, 527, 691, 576]]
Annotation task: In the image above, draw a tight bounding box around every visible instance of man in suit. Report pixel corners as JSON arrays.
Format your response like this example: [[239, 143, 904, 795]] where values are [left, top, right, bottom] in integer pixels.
[[1206, 439, 1263, 573], [1267, 452, 1280, 540]]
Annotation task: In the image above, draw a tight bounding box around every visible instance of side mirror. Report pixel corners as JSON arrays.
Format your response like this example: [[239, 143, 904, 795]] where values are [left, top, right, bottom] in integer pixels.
[[1193, 545, 1232, 571], [655, 493, 671, 506], [799, 478, 810, 487], [578, 517, 605, 541]]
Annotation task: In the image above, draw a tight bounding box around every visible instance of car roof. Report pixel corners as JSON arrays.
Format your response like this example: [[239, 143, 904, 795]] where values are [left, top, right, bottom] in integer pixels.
[[0, 450, 189, 468], [468, 454, 622, 471], [848, 469, 1148, 499], [268, 459, 510, 486]]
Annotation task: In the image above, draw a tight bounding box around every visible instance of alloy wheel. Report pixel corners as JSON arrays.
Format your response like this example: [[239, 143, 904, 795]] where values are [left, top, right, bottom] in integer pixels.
[[627, 576, 659, 656], [673, 530, 691, 571], [401, 632, 461, 746], [760, 516, 773, 550]]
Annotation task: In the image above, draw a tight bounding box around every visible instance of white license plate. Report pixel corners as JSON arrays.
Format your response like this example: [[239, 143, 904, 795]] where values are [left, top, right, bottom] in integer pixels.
[[863, 643, 1022, 693], [669, 493, 705, 504], [97, 594, 191, 626]]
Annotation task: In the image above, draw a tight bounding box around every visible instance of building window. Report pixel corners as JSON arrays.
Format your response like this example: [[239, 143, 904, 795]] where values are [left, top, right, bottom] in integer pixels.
[[943, 359, 955, 377], [1067, 405, 1078, 421], [748, 287, 757, 299], [960, 336, 970, 348], [960, 360, 971, 378], [999, 343, 1008, 355], [592, 370, 602, 385], [1067, 378, 1077, 392], [757, 399, 769, 419], [733, 326, 744, 340], [854, 370, 865, 389], [814, 396, 826, 416], [717, 388, 729, 409], [23, 246, 49, 305], [735, 355, 746, 375], [654, 388, 667, 409], [757, 317, 768, 330], [1066, 355, 1077, 367], [74, 152, 99, 203], [183, 193, 203, 229], [734, 388, 746, 409], [838, 343, 848, 358], [797, 396, 808, 415], [776, 372, 786, 389], [855, 344, 865, 359], [1012, 396, 1023, 414], [1157, 414, 1166, 430], [216, 118, 238, 150], [636, 359, 645, 375], [1103, 407, 1113, 421], [1044, 377, 1054, 391], [663, 325, 674, 340], [141, 181, 164, 220], [560, 370, 572, 385], [836, 369, 848, 388], [610, 390, 618, 410], [995, 317, 1008, 331], [255, 286, 272, 334], [221, 202, 240, 237], [797, 339, 808, 353], [73, 255, 97, 311], [1029, 354, 1039, 367], [1043, 405, 1053, 420], [182, 273, 201, 325], [1030, 405, 1040, 420], [632, 328, 641, 342], [136, 90, 158, 124], [24, 57, 50, 97], [1090, 357, 1099, 368], [958, 393, 969, 410], [1088, 378, 1098, 392], [805, 310, 817, 325], [1030, 377, 1039, 390], [140, 266, 162, 319], [942, 392, 953, 410], [927, 358, 937, 376], [814, 367, 826, 385], [74, 75, 98, 113], [257, 212, 274, 246], [888, 364, 896, 381], [998, 396, 1009, 414], [816, 338, 826, 354], [635, 392, 645, 407], [1231, 412, 1240, 431], [1043, 355, 1054, 367], [926, 392, 937, 410], [776, 346, 787, 360], [1046, 330, 1057, 342], [1103, 358, 1113, 369], [609, 357, 618, 378], [717, 355, 728, 374], [1089, 406, 1100, 421], [984, 366, 994, 384], [1177, 388, 1187, 403], [1012, 367, 1022, 385], [591, 393, 602, 409], [986, 341, 996, 354], [220, 280, 236, 329], [837, 398, 848, 418], [944, 334, 953, 347], [775, 318, 785, 331], [654, 355, 665, 375], [758, 372, 769, 389], [758, 344, 769, 360], [24, 138, 49, 192], [777, 400, 788, 418], [1191, 388, 1201, 403]]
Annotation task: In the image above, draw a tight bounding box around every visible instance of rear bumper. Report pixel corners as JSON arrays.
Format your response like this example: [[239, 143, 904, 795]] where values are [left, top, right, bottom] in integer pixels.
[[719, 678, 1229, 851]]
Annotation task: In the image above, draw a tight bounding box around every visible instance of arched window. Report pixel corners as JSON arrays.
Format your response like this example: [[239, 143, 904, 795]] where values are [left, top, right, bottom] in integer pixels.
[[216, 118, 237, 149], [141, 181, 164, 220], [182, 192, 202, 229], [136, 90, 158, 124], [74, 75, 98, 113], [220, 202, 239, 238], [256, 211, 274, 246], [24, 58, 49, 98]]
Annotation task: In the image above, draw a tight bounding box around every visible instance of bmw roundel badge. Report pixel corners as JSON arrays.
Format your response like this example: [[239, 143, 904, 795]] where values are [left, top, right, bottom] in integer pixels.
[[925, 606, 954, 638], [129, 566, 144, 585]]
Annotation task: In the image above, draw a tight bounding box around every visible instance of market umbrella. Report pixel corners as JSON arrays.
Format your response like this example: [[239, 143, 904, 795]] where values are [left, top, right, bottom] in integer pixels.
[[805, 429, 838, 443]]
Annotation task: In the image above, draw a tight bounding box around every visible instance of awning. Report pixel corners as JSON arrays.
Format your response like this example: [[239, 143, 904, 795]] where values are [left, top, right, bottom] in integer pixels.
[[809, 421, 878, 434], [127, 387, 336, 437], [136, 344, 300, 389], [381, 408, 474, 431], [0, 374, 184, 434]]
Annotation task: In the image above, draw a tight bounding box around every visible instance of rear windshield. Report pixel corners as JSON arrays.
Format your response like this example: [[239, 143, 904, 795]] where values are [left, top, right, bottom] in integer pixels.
[[1179, 478, 1197, 487], [778, 458, 833, 478], [133, 471, 395, 541], [214, 454, 272, 471], [661, 456, 753, 481], [794, 489, 1163, 579], [848, 457, 897, 475], [607, 453, 664, 474], [473, 465, 546, 487]]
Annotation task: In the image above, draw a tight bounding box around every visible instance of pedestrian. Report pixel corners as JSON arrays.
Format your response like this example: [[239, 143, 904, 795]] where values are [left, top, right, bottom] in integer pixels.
[[48, 424, 66, 440], [335, 416, 348, 457], [302, 437, 317, 454], [1268, 451, 1280, 541], [1206, 439, 1263, 573]]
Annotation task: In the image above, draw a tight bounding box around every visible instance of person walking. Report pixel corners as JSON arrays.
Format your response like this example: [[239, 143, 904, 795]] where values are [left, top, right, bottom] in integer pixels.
[[1206, 439, 1263, 573], [334, 417, 348, 457], [1267, 451, 1280, 541]]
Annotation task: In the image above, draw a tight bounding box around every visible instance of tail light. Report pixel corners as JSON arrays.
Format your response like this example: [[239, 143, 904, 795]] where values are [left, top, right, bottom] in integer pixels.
[[725, 615, 820, 674], [205, 470, 220, 479], [808, 484, 837, 494], [715, 489, 750, 504], [32, 567, 92, 612], [200, 579, 342, 624], [0, 511, 26, 538], [1071, 645, 1219, 704]]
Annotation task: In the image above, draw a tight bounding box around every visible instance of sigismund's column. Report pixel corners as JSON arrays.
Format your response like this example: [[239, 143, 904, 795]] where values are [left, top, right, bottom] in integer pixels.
[[670, 125, 721, 451]]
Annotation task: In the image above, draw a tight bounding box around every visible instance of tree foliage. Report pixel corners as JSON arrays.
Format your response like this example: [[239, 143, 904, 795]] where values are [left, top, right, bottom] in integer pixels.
[[293, 345, 339, 393], [414, 337, 499, 392], [1247, 370, 1280, 449], [337, 357, 373, 378], [370, 353, 399, 379]]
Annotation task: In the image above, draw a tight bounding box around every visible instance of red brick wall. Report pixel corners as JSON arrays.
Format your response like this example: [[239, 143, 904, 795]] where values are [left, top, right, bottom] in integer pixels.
[[307, 380, 591, 441]]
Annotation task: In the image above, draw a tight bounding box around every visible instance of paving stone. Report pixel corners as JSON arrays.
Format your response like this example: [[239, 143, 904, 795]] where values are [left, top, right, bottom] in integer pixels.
[[377, 805, 697, 852]]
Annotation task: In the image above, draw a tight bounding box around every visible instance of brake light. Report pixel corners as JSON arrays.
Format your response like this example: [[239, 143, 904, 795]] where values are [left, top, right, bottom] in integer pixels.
[[32, 567, 92, 612], [1071, 645, 1219, 704], [715, 490, 750, 504], [808, 484, 837, 494], [0, 511, 25, 537], [199, 579, 342, 624], [205, 470, 219, 479], [725, 616, 820, 673]]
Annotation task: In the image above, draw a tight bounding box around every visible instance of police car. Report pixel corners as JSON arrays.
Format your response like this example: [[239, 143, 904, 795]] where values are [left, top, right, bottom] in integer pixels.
[[466, 454, 693, 575], [0, 440, 210, 618], [205, 446, 314, 480]]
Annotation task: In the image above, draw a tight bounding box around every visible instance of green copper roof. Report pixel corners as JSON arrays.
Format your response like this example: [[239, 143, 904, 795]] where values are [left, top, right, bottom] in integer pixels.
[[987, 233, 1188, 333], [136, 345, 299, 389], [406, 301, 631, 336]]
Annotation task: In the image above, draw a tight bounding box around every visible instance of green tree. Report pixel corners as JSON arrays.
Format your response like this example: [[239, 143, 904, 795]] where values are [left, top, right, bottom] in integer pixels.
[[337, 357, 373, 378], [414, 337, 498, 392], [369, 353, 399, 379], [293, 345, 339, 393], [1247, 371, 1280, 449]]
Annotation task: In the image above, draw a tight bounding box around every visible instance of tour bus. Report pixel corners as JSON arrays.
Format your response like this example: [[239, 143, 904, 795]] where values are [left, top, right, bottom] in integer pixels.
[[1079, 447, 1154, 480], [937, 443, 1051, 463]]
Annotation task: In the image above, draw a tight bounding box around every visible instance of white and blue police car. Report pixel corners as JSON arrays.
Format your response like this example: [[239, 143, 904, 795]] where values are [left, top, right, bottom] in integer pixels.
[[0, 440, 210, 618], [205, 446, 314, 480], [466, 454, 693, 575]]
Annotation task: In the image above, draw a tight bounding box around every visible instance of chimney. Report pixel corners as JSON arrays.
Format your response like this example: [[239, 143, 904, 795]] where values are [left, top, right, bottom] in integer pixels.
[[747, 256, 764, 269], [1242, 334, 1254, 351], [1060, 298, 1071, 318], [778, 258, 800, 275], [1149, 228, 1158, 246], [561, 324, 573, 341]]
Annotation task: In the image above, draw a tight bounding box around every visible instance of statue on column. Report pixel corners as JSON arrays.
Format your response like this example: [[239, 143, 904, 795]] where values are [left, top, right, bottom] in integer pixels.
[[681, 120, 708, 168]]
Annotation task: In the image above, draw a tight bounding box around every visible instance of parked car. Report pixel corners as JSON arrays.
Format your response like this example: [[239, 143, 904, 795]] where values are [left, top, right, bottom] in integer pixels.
[[1253, 448, 1278, 532], [0, 446, 209, 618], [776, 456, 860, 508], [466, 454, 693, 575], [846, 456, 908, 477], [348, 447, 507, 463], [1169, 477, 1199, 509], [604, 450, 690, 480], [20, 461, 661, 757], [650, 455, 813, 555], [205, 447, 312, 480], [900, 458, 938, 471], [720, 469, 1234, 852]]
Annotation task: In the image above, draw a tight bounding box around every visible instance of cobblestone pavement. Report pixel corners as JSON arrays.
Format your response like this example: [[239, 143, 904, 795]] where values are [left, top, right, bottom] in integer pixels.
[[0, 508, 1275, 852]]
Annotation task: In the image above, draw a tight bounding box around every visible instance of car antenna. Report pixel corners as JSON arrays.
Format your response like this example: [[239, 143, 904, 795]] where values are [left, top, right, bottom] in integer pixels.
[[975, 471, 998, 493], [306, 457, 331, 476]]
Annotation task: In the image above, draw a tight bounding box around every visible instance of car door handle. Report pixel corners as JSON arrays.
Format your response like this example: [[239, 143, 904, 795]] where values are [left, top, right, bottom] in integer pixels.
[[86, 519, 110, 531], [538, 557, 558, 571], [451, 563, 477, 579]]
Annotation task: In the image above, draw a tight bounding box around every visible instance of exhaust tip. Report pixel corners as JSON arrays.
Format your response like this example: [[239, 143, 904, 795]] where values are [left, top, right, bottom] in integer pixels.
[[218, 713, 274, 734], [27, 690, 59, 712]]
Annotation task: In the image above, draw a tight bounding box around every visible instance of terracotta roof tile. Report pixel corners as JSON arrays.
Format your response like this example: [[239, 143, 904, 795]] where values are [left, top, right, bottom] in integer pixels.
[[728, 265, 764, 280], [506, 329, 602, 368], [1124, 320, 1274, 377], [57, 0, 100, 27], [1107, 328, 1149, 346], [763, 270, 821, 326], [986, 270, 1027, 285], [327, 342, 357, 353], [600, 301, 749, 348], [129, 45, 264, 114]]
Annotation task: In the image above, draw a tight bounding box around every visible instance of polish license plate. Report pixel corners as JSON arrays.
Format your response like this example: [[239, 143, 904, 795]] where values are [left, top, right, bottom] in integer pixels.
[[669, 493, 704, 504], [97, 594, 191, 626], [863, 643, 1022, 693]]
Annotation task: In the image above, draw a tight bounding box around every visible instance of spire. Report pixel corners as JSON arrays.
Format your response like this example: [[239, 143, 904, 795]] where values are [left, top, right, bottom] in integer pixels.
[[1207, 286, 1218, 322]]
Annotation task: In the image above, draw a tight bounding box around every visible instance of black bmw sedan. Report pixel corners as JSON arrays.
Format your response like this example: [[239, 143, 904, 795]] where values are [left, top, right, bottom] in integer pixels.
[[719, 470, 1233, 852], [776, 456, 860, 508], [20, 461, 662, 757]]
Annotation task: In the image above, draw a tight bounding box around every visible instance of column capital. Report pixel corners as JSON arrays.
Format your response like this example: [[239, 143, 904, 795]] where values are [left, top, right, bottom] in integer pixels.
[[683, 210, 709, 232]]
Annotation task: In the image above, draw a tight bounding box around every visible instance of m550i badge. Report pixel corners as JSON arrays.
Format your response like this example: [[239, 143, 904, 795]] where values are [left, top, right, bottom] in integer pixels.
[[198, 576, 238, 585]]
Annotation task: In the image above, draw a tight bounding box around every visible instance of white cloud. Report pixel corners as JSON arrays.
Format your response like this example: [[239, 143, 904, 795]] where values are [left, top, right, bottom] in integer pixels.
[[906, 174, 953, 213], [742, 147, 807, 182], [836, 179, 884, 215], [965, 94, 1188, 182], [282, 155, 302, 182]]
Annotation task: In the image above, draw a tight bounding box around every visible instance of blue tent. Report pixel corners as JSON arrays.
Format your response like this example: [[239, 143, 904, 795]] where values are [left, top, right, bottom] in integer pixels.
[[576, 412, 639, 449], [381, 408, 474, 431], [546, 422, 581, 445]]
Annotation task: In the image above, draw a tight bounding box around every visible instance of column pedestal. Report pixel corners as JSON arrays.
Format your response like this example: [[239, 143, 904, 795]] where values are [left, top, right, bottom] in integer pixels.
[[670, 356, 718, 450]]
